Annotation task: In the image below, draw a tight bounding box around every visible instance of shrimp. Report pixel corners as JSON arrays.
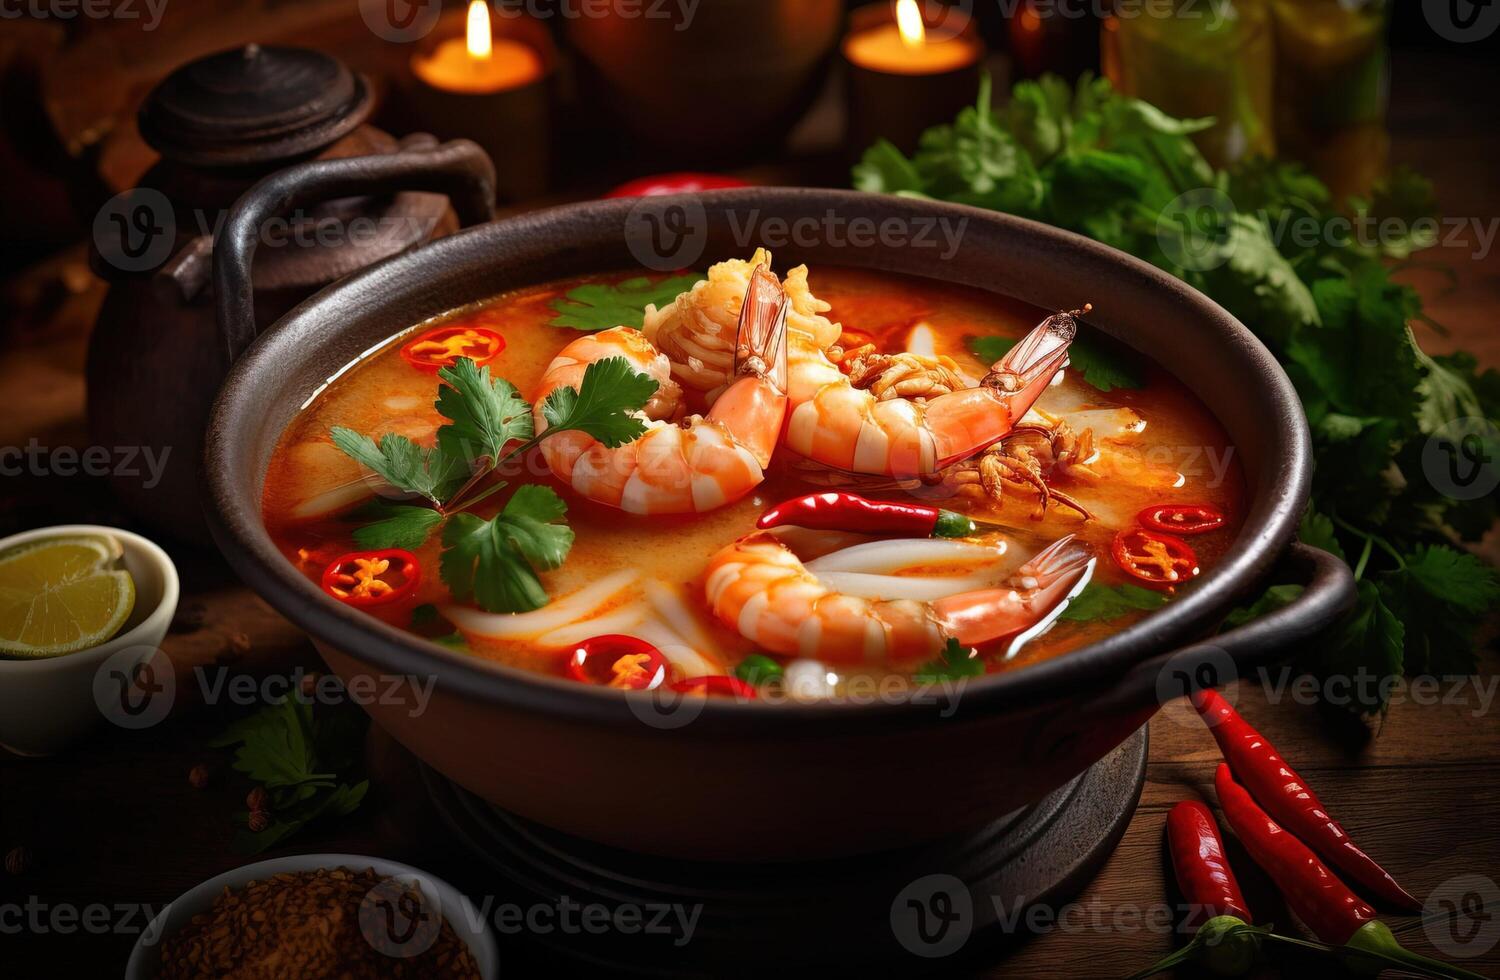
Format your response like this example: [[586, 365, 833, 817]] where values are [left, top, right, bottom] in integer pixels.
[[785, 308, 1080, 476], [703, 531, 1094, 665], [643, 247, 841, 395], [534, 265, 789, 514], [645, 249, 1080, 477]]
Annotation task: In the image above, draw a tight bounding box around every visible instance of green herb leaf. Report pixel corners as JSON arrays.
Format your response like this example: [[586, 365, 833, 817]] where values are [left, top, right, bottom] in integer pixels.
[[350, 501, 445, 551], [1058, 582, 1170, 622], [540, 355, 660, 447], [329, 428, 464, 508], [211, 697, 370, 854], [1302, 580, 1404, 713], [435, 357, 535, 464], [913, 637, 984, 683], [548, 274, 705, 332], [1221, 584, 1305, 632], [440, 485, 575, 613], [734, 653, 785, 686]]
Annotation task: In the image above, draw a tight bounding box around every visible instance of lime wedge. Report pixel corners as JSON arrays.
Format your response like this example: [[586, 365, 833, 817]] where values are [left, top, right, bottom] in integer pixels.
[[0, 534, 137, 659]]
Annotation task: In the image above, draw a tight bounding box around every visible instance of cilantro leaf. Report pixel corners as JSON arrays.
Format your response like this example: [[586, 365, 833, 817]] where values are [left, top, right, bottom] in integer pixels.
[[548, 274, 705, 332], [329, 428, 463, 507], [540, 355, 659, 447], [435, 356, 535, 464], [441, 485, 575, 613], [350, 500, 445, 551], [1379, 547, 1500, 678], [210, 697, 370, 854], [1221, 584, 1305, 632], [1059, 582, 1170, 622], [913, 637, 984, 684], [1301, 580, 1404, 714], [1404, 545, 1500, 618], [853, 139, 925, 194]]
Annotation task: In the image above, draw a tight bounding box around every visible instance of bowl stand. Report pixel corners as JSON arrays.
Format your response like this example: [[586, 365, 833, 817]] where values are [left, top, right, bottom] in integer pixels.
[[421, 726, 1147, 975]]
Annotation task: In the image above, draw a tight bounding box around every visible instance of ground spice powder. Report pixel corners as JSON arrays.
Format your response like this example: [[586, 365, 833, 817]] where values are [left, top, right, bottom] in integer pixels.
[[154, 866, 482, 979]]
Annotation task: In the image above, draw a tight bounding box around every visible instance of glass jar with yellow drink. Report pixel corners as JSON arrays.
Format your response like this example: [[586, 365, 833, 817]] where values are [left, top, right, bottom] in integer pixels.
[[1269, 0, 1389, 199], [1102, 0, 1275, 168]]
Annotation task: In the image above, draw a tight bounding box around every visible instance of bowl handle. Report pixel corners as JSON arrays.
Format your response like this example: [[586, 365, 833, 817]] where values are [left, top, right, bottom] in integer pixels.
[[212, 138, 496, 363], [1104, 542, 1357, 714]]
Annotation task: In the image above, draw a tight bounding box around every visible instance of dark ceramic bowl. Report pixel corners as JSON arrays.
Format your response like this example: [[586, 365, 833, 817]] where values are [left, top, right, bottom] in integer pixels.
[[204, 162, 1353, 860]]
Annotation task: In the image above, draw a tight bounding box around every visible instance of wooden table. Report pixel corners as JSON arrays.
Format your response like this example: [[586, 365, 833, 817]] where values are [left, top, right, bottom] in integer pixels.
[[2, 46, 1497, 980]]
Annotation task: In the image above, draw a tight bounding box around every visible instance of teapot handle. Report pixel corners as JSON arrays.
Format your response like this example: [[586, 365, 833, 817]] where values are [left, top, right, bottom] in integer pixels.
[[213, 138, 495, 363]]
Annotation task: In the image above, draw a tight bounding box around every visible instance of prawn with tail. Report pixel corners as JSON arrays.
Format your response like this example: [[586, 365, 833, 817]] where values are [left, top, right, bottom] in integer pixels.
[[534, 265, 790, 514], [703, 531, 1096, 665]]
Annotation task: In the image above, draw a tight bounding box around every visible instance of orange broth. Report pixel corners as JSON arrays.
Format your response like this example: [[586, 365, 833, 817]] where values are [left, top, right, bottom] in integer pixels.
[[262, 267, 1244, 689]]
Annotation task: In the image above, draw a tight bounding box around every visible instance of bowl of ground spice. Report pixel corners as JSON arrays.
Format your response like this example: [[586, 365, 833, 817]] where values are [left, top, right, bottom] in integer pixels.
[[125, 854, 497, 979]]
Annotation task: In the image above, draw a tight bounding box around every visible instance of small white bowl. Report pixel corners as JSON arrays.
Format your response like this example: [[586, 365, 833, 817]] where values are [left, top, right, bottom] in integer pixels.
[[0, 524, 180, 756], [125, 853, 499, 980]]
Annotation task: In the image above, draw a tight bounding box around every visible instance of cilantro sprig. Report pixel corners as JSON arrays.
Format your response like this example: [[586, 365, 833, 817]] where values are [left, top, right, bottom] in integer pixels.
[[208, 695, 369, 853], [860, 73, 1500, 711], [329, 354, 658, 614]]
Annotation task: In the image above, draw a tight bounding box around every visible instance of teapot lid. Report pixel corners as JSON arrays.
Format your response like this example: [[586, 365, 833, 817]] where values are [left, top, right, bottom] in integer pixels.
[[139, 45, 373, 167]]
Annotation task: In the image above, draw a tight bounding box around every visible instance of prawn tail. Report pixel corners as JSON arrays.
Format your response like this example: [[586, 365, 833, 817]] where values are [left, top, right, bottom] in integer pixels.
[[1017, 533, 1093, 588], [734, 264, 789, 394], [984, 308, 1081, 422]]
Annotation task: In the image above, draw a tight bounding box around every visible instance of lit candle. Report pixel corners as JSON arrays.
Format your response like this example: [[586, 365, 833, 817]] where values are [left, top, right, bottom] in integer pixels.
[[841, 1, 986, 157], [412, 0, 543, 94], [842, 0, 981, 75]]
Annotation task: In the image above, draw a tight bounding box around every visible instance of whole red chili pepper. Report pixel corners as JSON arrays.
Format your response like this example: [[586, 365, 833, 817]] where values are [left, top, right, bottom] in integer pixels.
[[1215, 764, 1485, 980], [1214, 763, 1376, 945], [756, 492, 987, 538], [1193, 689, 1420, 912], [1167, 800, 1252, 929]]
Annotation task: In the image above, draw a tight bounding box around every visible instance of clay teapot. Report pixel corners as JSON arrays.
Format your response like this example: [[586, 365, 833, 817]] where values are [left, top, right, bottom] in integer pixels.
[[87, 44, 495, 545]]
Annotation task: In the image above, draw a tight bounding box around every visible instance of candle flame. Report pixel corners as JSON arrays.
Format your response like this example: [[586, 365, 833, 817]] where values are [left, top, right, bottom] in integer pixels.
[[895, 0, 926, 47], [466, 0, 492, 60]]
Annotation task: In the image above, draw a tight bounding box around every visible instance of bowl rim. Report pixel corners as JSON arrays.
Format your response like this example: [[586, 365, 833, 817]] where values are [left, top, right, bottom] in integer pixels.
[[123, 852, 499, 980], [206, 188, 1311, 734], [0, 524, 180, 675]]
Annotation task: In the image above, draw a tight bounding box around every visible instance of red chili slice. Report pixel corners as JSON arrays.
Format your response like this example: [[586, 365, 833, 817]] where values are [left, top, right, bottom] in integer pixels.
[[1138, 503, 1226, 536], [566, 635, 667, 691], [1111, 528, 1200, 587], [320, 549, 421, 607], [670, 676, 758, 700], [400, 325, 506, 373]]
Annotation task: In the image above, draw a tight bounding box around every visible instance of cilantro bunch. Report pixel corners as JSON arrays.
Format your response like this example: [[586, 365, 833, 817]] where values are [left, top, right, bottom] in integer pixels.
[[330, 355, 658, 614], [209, 695, 369, 853], [856, 74, 1499, 711]]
